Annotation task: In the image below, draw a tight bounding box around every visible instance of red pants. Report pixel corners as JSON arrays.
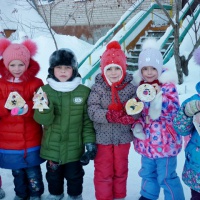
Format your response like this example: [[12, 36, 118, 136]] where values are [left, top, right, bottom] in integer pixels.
[[94, 143, 130, 200]]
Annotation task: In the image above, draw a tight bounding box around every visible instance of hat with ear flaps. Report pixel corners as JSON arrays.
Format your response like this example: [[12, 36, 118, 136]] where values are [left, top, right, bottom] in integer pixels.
[[0, 38, 40, 81], [100, 41, 127, 86], [100, 41, 128, 111], [48, 48, 79, 82]]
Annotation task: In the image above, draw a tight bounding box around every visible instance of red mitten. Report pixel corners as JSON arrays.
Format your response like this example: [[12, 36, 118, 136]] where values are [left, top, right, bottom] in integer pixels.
[[106, 110, 135, 125], [119, 114, 135, 125], [106, 110, 124, 123]]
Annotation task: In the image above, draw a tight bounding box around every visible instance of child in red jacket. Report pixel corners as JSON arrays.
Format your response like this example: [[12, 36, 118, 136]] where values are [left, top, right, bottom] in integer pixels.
[[0, 38, 44, 200]]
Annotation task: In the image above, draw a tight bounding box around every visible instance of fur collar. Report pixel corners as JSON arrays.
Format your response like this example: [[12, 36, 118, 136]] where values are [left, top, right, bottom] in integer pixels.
[[0, 58, 40, 82], [132, 68, 178, 86]]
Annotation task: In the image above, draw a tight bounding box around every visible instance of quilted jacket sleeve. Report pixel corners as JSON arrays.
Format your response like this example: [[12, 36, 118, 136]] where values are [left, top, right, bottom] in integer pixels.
[[87, 84, 109, 124], [173, 98, 194, 136]]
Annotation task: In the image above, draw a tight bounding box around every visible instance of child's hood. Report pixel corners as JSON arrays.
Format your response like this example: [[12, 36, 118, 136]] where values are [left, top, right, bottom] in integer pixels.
[[195, 82, 200, 94], [0, 58, 40, 81], [131, 68, 178, 86]]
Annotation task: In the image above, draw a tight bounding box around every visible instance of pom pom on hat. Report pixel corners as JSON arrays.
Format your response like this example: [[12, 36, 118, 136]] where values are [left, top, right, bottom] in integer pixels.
[[138, 38, 163, 78], [100, 41, 127, 85], [22, 39, 37, 57], [0, 39, 11, 55], [193, 47, 200, 66], [106, 41, 121, 50], [0, 38, 37, 69]]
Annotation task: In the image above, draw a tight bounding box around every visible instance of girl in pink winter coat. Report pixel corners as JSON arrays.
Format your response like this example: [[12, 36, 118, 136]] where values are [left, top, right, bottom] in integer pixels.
[[131, 39, 184, 200]]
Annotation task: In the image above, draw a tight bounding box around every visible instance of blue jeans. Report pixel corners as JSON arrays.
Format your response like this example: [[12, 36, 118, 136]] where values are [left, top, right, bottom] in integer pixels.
[[139, 156, 185, 200], [12, 165, 44, 198]]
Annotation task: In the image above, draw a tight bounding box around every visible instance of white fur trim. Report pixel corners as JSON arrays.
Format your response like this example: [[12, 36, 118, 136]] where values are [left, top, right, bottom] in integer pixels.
[[132, 68, 178, 86], [103, 64, 123, 85], [159, 68, 178, 84], [142, 38, 159, 50], [149, 91, 163, 120], [132, 70, 142, 86]]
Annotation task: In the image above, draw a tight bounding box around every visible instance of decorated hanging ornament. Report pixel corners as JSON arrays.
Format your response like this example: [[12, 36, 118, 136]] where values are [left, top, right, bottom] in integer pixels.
[[136, 83, 156, 102], [193, 113, 200, 136], [5, 91, 26, 109], [33, 87, 49, 112], [125, 98, 144, 115]]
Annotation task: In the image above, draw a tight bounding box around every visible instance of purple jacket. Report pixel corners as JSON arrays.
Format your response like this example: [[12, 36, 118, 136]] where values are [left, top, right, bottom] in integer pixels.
[[87, 73, 137, 145]]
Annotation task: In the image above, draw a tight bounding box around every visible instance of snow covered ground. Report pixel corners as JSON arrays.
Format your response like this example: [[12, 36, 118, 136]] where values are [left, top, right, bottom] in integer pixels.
[[0, 35, 198, 199], [0, 0, 199, 199]]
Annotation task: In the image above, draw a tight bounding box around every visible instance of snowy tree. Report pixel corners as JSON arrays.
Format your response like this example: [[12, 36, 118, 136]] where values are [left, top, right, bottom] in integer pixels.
[[155, 0, 200, 84]]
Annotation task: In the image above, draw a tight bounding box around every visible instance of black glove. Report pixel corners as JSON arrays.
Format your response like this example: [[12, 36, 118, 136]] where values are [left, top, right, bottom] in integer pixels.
[[80, 143, 97, 166]]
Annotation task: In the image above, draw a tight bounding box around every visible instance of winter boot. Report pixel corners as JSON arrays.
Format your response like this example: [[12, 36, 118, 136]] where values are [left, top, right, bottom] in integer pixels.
[[46, 193, 64, 200], [0, 188, 5, 199], [67, 194, 83, 200], [138, 196, 151, 200]]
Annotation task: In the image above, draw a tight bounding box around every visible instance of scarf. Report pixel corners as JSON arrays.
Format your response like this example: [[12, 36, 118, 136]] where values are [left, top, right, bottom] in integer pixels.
[[108, 82, 128, 111], [47, 77, 81, 92]]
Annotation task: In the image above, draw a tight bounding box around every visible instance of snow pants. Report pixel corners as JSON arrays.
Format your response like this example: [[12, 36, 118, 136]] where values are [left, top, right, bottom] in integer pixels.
[[12, 165, 44, 198], [139, 156, 185, 200], [94, 143, 130, 200], [46, 160, 84, 196]]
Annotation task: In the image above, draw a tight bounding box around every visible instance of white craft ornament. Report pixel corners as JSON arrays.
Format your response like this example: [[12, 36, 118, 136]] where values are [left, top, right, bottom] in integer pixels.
[[193, 114, 200, 136], [125, 98, 144, 115], [33, 87, 49, 112], [136, 84, 156, 102], [5, 91, 26, 109]]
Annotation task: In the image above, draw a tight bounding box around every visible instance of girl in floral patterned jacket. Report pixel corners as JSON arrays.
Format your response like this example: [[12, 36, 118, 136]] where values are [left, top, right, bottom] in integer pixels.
[[173, 47, 200, 200], [131, 39, 184, 200]]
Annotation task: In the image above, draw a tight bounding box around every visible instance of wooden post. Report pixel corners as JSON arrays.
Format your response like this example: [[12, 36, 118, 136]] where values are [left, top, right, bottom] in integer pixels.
[[170, 0, 173, 17], [123, 22, 126, 31], [89, 55, 91, 65], [151, 0, 154, 21]]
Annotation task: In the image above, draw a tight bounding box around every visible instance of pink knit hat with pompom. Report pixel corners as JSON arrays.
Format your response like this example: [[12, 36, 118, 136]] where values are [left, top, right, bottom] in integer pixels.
[[0, 39, 37, 69]]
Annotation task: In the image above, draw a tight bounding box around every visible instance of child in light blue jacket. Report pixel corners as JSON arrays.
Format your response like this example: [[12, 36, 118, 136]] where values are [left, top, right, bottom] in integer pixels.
[[173, 47, 200, 200]]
